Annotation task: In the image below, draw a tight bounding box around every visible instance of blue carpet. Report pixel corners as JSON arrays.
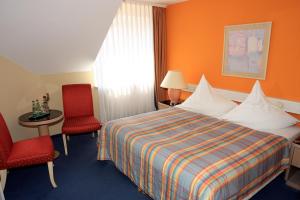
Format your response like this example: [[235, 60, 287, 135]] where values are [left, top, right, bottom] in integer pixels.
[[4, 134, 300, 200]]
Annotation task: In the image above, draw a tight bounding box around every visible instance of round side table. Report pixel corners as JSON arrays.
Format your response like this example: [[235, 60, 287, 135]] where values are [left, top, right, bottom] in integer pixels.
[[19, 109, 64, 158]]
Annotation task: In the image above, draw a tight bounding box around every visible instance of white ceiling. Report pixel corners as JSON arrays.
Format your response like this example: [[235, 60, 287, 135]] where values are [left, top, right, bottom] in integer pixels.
[[0, 0, 122, 74], [0, 0, 186, 74]]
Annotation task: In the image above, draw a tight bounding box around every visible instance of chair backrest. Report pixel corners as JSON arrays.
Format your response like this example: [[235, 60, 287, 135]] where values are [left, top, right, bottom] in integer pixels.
[[62, 84, 95, 119], [0, 113, 13, 164]]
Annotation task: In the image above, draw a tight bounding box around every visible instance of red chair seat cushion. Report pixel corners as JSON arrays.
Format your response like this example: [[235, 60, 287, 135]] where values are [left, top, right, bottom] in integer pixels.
[[5, 136, 54, 169], [62, 116, 101, 135]]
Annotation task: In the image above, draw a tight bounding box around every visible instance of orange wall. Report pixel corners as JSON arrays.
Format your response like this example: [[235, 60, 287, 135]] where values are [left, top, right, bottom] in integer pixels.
[[166, 0, 300, 105]]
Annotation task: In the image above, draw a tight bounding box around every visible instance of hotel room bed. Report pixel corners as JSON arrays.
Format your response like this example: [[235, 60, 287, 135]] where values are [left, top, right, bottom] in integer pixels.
[[97, 107, 292, 200]]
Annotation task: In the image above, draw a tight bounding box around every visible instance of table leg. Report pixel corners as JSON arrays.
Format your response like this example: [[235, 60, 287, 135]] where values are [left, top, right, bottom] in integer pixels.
[[38, 125, 49, 136], [38, 125, 60, 159]]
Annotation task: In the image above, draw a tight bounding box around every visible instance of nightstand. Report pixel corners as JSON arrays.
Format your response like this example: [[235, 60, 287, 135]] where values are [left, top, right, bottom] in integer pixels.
[[157, 100, 181, 110], [285, 142, 300, 190]]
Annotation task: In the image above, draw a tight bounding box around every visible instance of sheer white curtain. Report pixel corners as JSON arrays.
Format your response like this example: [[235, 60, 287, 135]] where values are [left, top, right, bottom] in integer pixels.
[[94, 2, 155, 122]]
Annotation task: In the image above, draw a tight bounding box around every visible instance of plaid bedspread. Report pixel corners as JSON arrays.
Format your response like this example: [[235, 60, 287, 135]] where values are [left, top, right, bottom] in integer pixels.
[[97, 108, 289, 200]]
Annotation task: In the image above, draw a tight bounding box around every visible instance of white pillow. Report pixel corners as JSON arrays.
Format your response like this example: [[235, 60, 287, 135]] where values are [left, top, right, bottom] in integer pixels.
[[177, 75, 237, 117], [222, 81, 299, 130]]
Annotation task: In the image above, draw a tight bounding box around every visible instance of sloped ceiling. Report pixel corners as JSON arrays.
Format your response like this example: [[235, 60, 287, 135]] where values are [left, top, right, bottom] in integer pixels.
[[0, 0, 186, 74], [0, 0, 122, 74]]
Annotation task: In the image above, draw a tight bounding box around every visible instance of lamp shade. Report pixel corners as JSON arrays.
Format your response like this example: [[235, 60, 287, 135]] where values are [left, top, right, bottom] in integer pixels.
[[160, 71, 186, 89]]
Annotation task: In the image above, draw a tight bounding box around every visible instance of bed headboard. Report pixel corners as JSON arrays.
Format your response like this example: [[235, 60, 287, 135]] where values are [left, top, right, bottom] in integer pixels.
[[183, 83, 300, 115]]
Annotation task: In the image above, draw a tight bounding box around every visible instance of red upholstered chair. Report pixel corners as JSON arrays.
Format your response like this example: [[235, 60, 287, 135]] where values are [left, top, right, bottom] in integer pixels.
[[0, 113, 57, 190], [62, 84, 101, 155]]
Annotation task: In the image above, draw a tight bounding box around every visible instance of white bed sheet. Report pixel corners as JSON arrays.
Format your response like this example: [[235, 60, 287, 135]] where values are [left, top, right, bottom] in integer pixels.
[[263, 125, 300, 142]]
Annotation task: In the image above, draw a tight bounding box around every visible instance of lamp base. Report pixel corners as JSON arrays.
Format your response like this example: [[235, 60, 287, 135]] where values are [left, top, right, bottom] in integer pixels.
[[168, 88, 181, 105]]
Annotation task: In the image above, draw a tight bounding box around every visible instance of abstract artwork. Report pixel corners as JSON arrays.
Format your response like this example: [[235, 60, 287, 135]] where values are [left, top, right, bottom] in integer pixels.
[[222, 22, 272, 79]]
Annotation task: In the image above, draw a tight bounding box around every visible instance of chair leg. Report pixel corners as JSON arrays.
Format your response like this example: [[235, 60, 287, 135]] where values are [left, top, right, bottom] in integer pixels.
[[97, 129, 101, 160], [47, 162, 57, 188], [95, 130, 100, 147], [0, 169, 7, 190], [97, 144, 101, 160], [62, 134, 68, 156]]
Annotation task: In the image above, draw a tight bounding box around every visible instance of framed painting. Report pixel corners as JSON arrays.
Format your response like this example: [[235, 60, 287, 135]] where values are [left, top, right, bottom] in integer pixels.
[[222, 22, 272, 80]]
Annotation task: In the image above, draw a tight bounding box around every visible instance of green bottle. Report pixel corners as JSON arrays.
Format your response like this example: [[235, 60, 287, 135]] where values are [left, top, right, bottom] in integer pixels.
[[36, 99, 42, 114], [32, 101, 36, 115]]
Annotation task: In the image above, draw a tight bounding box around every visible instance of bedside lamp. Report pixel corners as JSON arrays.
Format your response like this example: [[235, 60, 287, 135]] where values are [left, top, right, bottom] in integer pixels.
[[160, 70, 186, 105]]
